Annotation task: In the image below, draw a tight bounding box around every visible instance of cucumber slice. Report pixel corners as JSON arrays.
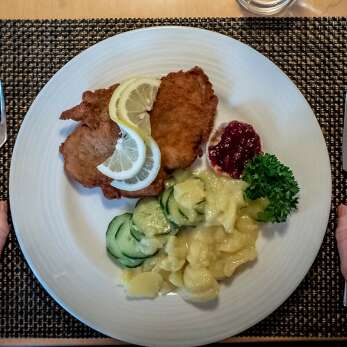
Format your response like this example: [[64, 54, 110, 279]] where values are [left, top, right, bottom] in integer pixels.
[[107, 249, 143, 268], [166, 190, 192, 227], [130, 223, 145, 241], [173, 177, 205, 210], [118, 256, 144, 268], [173, 169, 192, 183], [161, 188, 180, 232], [116, 217, 157, 259], [166, 190, 205, 227], [106, 213, 131, 259], [164, 177, 176, 188], [195, 199, 206, 215], [133, 197, 172, 237], [106, 213, 145, 268], [160, 187, 172, 215], [178, 204, 204, 225]]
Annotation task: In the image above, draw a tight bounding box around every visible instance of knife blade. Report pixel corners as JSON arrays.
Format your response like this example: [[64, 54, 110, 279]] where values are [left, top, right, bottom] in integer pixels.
[[0, 81, 7, 148]]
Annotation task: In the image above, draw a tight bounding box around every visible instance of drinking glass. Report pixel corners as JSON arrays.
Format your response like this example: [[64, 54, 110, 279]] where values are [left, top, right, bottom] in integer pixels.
[[237, 0, 297, 15]]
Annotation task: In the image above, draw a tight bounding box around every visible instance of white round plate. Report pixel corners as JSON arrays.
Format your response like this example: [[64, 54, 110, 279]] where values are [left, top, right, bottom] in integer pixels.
[[10, 27, 331, 347]]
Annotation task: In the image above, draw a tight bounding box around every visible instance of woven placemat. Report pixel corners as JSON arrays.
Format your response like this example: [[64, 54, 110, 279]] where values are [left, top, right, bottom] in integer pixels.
[[0, 17, 347, 339]]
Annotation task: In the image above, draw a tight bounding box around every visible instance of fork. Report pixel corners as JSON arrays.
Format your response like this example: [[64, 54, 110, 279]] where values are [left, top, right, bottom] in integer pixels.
[[0, 81, 7, 148]]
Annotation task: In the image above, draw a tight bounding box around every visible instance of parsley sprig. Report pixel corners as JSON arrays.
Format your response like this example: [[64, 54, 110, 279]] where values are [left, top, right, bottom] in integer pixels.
[[242, 153, 300, 223]]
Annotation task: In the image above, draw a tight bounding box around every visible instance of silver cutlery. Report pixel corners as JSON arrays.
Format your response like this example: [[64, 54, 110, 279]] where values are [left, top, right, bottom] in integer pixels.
[[342, 89, 347, 306], [0, 81, 7, 148]]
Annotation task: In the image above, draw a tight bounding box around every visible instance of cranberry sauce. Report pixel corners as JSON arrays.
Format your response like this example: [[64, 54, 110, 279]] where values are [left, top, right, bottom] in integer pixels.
[[208, 121, 261, 178]]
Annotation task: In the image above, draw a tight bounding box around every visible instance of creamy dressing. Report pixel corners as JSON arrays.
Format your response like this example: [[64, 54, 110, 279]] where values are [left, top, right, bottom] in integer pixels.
[[121, 170, 261, 302]]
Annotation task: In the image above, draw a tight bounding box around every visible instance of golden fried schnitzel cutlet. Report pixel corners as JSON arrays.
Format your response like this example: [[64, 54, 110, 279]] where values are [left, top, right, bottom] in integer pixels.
[[151, 67, 218, 170], [60, 85, 167, 199], [60, 86, 121, 198], [59, 66, 218, 199]]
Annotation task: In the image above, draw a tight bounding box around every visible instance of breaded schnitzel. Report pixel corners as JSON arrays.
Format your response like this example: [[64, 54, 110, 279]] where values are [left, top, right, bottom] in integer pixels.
[[60, 86, 121, 198], [60, 85, 166, 199], [151, 67, 218, 170], [60, 67, 218, 199]]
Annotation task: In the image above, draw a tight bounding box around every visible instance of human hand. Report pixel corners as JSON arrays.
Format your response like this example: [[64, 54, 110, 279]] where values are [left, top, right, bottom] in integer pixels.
[[0, 201, 9, 254]]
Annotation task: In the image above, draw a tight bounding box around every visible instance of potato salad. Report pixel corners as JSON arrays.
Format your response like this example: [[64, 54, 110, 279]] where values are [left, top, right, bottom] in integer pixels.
[[109, 170, 266, 302]]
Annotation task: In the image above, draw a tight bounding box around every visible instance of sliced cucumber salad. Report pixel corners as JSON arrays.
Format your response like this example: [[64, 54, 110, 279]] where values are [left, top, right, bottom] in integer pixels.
[[106, 213, 146, 268], [106, 172, 207, 268]]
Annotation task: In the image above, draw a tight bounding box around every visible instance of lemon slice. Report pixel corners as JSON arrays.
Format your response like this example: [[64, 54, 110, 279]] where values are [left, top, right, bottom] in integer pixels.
[[108, 77, 137, 123], [97, 123, 146, 180], [111, 138, 161, 191], [117, 78, 161, 137]]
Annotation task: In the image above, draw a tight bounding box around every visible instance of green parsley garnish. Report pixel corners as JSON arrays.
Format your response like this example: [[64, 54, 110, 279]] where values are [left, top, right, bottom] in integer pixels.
[[242, 153, 300, 223]]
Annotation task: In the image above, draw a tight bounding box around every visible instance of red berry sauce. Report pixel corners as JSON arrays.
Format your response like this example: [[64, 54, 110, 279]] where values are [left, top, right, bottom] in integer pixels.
[[208, 121, 261, 178]]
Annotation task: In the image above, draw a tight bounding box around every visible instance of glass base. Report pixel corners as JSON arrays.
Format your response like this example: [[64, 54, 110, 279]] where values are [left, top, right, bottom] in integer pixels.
[[237, 0, 297, 15]]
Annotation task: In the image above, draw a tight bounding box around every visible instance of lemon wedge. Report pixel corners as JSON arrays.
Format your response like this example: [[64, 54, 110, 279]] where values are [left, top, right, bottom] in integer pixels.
[[117, 78, 161, 137], [111, 137, 161, 191], [97, 123, 146, 180], [108, 77, 137, 123]]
